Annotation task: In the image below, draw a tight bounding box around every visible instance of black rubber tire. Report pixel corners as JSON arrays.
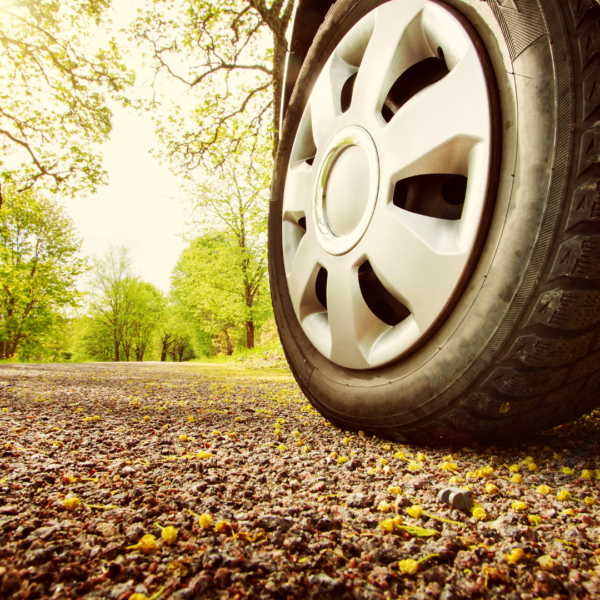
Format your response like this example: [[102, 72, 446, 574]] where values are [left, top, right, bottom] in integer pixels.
[[269, 0, 600, 443]]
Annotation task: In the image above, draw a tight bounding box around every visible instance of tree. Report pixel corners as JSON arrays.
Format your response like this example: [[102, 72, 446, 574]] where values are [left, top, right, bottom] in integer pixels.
[[72, 313, 115, 362], [172, 232, 270, 350], [0, 0, 134, 201], [171, 328, 191, 362], [87, 245, 141, 362], [132, 0, 293, 166], [121, 282, 165, 361], [0, 186, 85, 359], [175, 147, 271, 348], [153, 303, 191, 361]]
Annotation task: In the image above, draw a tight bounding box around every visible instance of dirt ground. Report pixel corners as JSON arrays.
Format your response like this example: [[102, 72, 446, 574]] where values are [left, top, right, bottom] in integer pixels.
[[0, 362, 599, 600]]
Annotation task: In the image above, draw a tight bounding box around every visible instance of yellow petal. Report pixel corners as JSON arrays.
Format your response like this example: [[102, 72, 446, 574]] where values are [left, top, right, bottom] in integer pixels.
[[379, 518, 395, 532], [441, 462, 459, 472], [62, 497, 81, 511], [504, 548, 525, 564], [139, 534, 158, 554], [161, 526, 178, 544], [399, 559, 419, 575], [214, 520, 232, 533], [198, 513, 213, 529], [538, 555, 554, 569], [472, 507, 486, 521]]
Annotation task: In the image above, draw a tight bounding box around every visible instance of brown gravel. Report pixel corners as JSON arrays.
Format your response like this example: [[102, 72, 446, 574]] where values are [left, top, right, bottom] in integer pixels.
[[1, 362, 599, 600]]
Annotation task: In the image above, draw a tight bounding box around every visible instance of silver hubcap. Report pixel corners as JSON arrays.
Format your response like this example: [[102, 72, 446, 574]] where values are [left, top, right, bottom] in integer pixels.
[[282, 0, 492, 370]]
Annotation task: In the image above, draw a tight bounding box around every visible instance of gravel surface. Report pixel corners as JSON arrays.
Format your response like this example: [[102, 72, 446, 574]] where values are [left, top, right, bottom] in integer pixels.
[[1, 362, 599, 600]]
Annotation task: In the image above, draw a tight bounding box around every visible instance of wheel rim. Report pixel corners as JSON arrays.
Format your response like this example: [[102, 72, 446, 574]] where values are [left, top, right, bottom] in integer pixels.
[[281, 0, 494, 370]]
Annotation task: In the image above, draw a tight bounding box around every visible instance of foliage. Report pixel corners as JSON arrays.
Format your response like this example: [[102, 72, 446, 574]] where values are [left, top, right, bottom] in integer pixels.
[[173, 230, 271, 351], [122, 282, 166, 361], [132, 0, 293, 166], [155, 303, 193, 362], [17, 312, 74, 362], [173, 146, 271, 349], [72, 313, 116, 362], [0, 0, 135, 198], [0, 186, 85, 359], [86, 245, 165, 362]]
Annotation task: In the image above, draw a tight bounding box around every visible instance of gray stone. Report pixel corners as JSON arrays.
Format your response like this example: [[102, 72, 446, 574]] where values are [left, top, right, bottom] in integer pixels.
[[109, 581, 133, 600], [346, 492, 368, 508], [437, 487, 473, 512]]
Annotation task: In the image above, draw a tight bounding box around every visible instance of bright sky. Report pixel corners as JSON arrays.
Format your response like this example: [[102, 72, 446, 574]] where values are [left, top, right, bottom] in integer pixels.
[[62, 0, 189, 293], [63, 109, 187, 292]]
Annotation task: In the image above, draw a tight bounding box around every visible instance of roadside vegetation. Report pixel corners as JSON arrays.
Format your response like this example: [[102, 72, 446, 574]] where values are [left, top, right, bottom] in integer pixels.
[[0, 0, 294, 365]]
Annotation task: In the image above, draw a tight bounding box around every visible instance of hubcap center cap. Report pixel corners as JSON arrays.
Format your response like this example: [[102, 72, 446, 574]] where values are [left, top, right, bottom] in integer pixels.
[[325, 145, 371, 237], [314, 125, 379, 255]]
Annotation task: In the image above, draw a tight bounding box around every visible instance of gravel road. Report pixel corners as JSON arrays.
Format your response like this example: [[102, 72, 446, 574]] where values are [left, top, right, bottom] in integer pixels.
[[1, 362, 599, 600]]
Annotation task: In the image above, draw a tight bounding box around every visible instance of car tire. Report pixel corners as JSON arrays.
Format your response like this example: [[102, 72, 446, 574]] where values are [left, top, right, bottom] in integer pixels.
[[269, 0, 600, 443]]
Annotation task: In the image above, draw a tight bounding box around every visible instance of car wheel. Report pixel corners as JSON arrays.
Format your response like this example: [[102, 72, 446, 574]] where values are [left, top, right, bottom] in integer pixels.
[[269, 0, 600, 442]]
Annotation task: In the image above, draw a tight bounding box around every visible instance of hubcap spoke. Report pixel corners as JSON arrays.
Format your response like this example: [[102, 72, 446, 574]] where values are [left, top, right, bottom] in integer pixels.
[[326, 261, 388, 368], [350, 0, 427, 120], [283, 164, 314, 216], [310, 54, 354, 150], [286, 233, 324, 321], [380, 46, 489, 180], [364, 208, 467, 330]]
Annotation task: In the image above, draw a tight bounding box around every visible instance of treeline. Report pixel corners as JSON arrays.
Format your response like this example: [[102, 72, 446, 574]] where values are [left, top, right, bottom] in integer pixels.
[[73, 245, 193, 363], [0, 181, 274, 363]]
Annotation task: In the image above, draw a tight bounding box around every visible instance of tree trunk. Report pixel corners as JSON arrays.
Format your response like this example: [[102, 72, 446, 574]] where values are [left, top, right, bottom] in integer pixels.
[[268, 1, 294, 157], [272, 35, 286, 157], [160, 345, 167, 361], [223, 328, 233, 356], [114, 339, 120, 362], [246, 320, 255, 349], [178, 344, 185, 362]]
